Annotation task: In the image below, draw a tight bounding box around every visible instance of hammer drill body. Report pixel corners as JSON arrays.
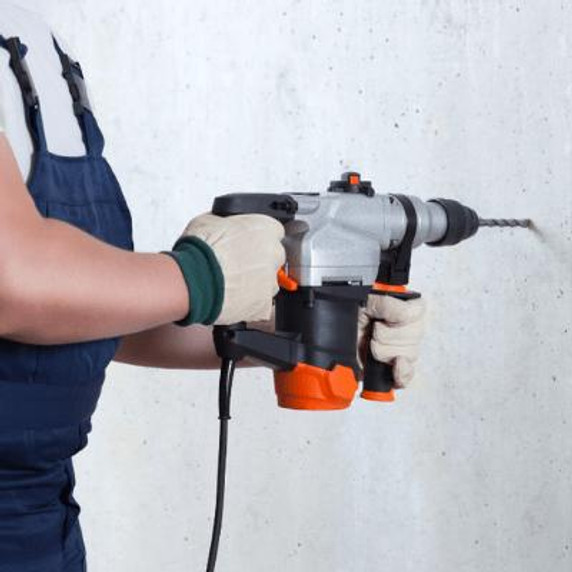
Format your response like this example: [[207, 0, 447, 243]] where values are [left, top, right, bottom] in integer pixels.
[[212, 173, 487, 410]]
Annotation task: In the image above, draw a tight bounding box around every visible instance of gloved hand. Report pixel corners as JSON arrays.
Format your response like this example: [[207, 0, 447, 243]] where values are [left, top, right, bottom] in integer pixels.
[[166, 213, 285, 326], [357, 295, 427, 389]]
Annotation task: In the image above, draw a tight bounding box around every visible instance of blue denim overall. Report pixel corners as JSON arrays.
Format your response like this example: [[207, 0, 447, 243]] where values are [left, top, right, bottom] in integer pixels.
[[0, 36, 133, 571]]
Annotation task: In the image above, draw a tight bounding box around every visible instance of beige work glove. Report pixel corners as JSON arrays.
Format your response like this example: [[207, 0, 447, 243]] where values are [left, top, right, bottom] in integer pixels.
[[182, 213, 285, 325], [357, 295, 427, 388]]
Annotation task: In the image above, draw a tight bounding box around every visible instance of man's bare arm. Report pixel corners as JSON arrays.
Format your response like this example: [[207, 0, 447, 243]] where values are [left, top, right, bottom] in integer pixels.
[[114, 324, 219, 369], [0, 134, 189, 344], [114, 319, 274, 370]]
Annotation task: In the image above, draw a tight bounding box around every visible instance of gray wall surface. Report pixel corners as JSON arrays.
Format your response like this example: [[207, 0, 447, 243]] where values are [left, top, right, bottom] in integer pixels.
[[16, 1, 572, 571]]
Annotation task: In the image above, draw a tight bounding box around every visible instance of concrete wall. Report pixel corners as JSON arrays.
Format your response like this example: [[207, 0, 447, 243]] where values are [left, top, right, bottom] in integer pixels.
[[16, 1, 572, 570]]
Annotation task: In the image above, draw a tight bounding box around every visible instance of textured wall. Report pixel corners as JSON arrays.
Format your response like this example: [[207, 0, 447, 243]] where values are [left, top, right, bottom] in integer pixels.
[[16, 1, 572, 571]]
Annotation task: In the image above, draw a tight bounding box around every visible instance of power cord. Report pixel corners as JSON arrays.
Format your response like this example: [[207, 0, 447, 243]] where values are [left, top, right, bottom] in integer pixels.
[[206, 357, 236, 572]]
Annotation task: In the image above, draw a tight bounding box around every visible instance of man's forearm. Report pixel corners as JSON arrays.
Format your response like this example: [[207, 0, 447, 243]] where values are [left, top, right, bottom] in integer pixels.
[[115, 323, 219, 369], [114, 319, 275, 370], [0, 217, 189, 345]]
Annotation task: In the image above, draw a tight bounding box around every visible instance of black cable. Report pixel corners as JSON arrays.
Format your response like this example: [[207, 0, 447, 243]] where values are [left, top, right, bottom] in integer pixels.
[[206, 357, 236, 572]]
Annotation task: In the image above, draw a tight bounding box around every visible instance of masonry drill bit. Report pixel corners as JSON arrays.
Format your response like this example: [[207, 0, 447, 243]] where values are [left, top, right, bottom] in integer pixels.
[[479, 218, 531, 228]]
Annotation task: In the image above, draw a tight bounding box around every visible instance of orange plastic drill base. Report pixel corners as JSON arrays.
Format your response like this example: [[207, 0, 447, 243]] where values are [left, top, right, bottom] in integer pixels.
[[361, 389, 396, 402], [274, 364, 358, 410]]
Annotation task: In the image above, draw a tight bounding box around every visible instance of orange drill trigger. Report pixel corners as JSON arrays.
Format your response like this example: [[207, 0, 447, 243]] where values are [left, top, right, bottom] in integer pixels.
[[278, 267, 299, 292]]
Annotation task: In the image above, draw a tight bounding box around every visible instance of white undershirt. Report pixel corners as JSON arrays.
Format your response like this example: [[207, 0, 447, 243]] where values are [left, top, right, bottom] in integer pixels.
[[0, 2, 86, 179]]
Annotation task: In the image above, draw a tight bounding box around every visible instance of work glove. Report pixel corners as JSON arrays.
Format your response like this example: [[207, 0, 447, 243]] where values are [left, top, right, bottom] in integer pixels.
[[166, 213, 285, 326], [357, 295, 427, 389]]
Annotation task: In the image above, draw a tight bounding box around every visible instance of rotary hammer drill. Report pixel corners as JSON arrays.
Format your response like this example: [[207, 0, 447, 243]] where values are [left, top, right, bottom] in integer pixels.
[[205, 172, 530, 571]]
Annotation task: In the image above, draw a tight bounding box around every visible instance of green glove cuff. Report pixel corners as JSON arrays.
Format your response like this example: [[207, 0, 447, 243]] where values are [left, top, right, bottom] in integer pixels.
[[164, 236, 225, 326]]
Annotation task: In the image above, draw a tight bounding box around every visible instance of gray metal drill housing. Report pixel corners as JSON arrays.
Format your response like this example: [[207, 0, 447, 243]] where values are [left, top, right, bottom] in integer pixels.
[[283, 192, 449, 287]]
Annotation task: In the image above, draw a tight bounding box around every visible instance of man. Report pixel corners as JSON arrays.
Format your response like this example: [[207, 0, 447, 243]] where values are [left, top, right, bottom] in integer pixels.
[[0, 2, 426, 570]]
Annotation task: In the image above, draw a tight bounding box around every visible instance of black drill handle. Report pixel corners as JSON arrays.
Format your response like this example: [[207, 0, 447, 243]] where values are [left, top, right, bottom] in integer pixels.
[[361, 289, 422, 402], [212, 193, 298, 224], [210, 195, 296, 363], [362, 353, 396, 395]]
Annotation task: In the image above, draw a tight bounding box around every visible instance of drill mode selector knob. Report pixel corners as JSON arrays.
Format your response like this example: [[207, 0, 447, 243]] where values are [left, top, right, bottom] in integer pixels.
[[328, 172, 375, 197]]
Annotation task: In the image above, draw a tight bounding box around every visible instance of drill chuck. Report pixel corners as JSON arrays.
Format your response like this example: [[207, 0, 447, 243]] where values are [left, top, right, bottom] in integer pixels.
[[426, 198, 480, 247]]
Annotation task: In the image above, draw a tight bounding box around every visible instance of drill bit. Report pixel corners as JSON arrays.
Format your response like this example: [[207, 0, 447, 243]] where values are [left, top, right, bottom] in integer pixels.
[[479, 218, 531, 228]]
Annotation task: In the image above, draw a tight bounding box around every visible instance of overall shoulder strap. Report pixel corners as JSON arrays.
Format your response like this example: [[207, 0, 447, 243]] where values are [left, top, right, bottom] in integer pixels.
[[0, 35, 48, 153], [52, 37, 105, 157]]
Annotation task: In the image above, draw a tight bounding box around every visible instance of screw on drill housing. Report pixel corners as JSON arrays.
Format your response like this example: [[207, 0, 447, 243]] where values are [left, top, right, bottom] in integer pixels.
[[479, 218, 531, 228]]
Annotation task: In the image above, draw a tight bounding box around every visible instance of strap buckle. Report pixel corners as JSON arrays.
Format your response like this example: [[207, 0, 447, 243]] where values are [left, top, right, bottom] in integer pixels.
[[59, 52, 92, 116], [5, 37, 39, 111]]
